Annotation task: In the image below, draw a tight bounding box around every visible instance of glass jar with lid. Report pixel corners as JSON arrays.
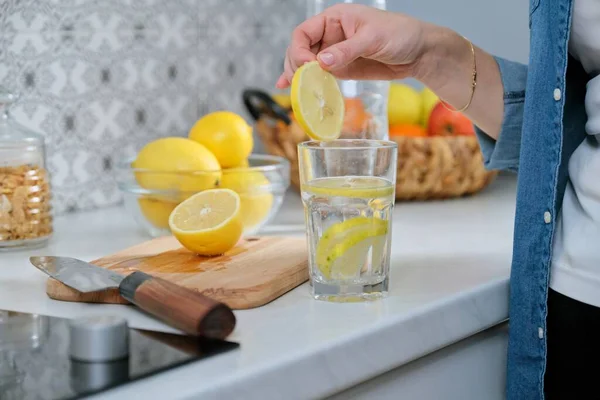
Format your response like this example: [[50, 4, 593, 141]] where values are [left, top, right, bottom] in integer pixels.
[[0, 86, 53, 250]]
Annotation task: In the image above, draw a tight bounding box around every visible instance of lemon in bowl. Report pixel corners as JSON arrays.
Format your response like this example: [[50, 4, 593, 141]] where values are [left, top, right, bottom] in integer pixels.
[[116, 154, 290, 238], [137, 196, 178, 229], [188, 111, 253, 168], [132, 137, 221, 194], [219, 168, 274, 232]]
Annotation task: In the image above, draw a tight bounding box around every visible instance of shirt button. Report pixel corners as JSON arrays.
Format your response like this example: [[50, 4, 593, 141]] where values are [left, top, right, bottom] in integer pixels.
[[553, 88, 562, 101], [538, 327, 544, 339], [544, 211, 552, 224]]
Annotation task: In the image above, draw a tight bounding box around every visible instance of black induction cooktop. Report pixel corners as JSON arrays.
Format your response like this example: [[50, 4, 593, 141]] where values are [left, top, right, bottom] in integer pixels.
[[0, 310, 239, 400]]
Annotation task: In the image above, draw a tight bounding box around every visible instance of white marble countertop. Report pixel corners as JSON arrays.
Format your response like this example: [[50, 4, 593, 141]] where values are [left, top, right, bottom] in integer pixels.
[[0, 174, 517, 400]]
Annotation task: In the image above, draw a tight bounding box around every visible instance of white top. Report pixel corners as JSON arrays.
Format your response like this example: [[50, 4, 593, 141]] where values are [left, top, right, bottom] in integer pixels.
[[550, 0, 600, 306], [0, 175, 517, 400]]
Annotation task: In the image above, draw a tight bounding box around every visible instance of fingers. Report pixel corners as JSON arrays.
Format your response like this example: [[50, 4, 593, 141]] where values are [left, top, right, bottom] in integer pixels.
[[277, 15, 326, 87], [276, 8, 373, 88], [284, 46, 293, 81], [277, 47, 293, 88], [276, 49, 316, 88], [317, 16, 346, 62], [296, 14, 328, 49], [276, 74, 289, 89], [333, 58, 400, 81], [317, 30, 371, 71]]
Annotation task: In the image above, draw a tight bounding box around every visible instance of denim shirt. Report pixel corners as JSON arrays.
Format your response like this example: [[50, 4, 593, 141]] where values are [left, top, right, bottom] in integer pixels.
[[474, 0, 590, 398]]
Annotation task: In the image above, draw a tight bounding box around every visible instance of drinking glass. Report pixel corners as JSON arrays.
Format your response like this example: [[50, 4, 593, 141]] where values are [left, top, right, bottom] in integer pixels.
[[298, 139, 397, 301]]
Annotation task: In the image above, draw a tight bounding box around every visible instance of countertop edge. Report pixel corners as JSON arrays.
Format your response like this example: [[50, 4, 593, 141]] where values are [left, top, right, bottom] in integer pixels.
[[91, 276, 509, 400]]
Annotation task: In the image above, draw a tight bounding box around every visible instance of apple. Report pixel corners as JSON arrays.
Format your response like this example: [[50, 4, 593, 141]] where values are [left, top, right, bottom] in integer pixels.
[[427, 102, 475, 136]]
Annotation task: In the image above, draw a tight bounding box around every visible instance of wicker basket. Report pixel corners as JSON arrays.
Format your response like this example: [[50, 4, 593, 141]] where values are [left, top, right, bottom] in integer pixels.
[[243, 89, 497, 201]]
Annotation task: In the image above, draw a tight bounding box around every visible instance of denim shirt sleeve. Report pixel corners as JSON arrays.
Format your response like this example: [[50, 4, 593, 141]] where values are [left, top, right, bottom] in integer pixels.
[[475, 57, 528, 173]]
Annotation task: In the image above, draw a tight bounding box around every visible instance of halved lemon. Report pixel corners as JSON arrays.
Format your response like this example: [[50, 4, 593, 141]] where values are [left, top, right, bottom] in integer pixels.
[[290, 61, 344, 141], [316, 217, 388, 279], [168, 189, 243, 256]]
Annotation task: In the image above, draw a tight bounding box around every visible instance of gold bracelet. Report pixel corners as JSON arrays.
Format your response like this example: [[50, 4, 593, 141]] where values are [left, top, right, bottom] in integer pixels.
[[441, 36, 477, 113]]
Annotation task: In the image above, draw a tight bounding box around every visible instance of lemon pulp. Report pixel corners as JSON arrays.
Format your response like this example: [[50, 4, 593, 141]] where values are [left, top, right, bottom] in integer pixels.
[[290, 61, 344, 141]]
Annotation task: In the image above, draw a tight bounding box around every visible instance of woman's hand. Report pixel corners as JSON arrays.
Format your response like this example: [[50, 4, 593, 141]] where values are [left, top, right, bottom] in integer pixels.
[[276, 4, 430, 88], [277, 4, 505, 140]]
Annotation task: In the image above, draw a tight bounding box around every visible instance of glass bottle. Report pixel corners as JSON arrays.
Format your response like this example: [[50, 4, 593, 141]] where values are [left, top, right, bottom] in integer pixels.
[[0, 86, 53, 250], [308, 0, 389, 140]]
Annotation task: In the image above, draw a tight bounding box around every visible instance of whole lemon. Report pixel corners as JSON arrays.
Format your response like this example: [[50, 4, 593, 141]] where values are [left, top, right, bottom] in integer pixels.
[[388, 83, 422, 126], [219, 170, 273, 231], [138, 196, 178, 229], [420, 86, 440, 128], [132, 137, 221, 193], [230, 158, 250, 168], [188, 111, 253, 168]]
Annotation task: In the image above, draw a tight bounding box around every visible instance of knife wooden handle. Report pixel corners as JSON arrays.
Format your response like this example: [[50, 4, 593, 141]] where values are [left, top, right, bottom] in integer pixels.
[[119, 271, 236, 339]]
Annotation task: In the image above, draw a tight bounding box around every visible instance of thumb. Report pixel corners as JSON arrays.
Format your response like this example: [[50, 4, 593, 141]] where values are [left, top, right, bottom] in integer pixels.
[[317, 32, 371, 70]]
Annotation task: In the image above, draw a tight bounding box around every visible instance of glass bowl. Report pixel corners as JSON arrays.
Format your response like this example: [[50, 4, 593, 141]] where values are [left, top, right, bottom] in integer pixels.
[[115, 154, 290, 237]]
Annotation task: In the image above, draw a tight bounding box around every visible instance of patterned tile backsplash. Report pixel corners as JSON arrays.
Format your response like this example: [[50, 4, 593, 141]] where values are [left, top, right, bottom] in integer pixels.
[[0, 0, 304, 214]]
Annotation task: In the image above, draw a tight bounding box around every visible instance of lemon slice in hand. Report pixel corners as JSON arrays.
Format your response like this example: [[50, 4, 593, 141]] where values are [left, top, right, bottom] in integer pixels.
[[316, 217, 388, 279], [168, 188, 244, 256], [291, 61, 344, 141]]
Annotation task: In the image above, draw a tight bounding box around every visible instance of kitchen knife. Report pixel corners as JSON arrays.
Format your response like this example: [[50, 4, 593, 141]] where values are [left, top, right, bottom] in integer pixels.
[[29, 256, 236, 339]]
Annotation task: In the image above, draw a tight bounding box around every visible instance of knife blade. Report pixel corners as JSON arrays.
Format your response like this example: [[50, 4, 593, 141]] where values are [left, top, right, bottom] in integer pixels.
[[30, 256, 236, 339], [30, 256, 125, 293]]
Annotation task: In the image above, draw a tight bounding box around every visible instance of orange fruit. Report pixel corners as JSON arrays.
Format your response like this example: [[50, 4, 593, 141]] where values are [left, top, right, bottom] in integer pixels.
[[343, 97, 371, 134], [388, 123, 427, 138]]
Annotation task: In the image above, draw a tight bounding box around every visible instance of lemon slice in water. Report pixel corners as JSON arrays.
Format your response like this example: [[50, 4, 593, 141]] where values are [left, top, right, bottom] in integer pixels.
[[303, 176, 395, 199], [316, 217, 388, 279], [291, 61, 344, 141]]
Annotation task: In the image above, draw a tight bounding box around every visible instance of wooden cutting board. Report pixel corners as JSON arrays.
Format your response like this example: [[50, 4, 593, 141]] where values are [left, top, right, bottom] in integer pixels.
[[46, 235, 309, 309]]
